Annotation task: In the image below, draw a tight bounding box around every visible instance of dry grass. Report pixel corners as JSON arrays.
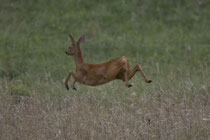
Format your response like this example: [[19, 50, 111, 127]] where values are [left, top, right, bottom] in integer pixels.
[[0, 78, 209, 140]]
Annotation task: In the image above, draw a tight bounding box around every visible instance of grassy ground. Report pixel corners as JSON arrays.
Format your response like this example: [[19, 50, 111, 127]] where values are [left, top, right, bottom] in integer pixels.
[[0, 0, 209, 139]]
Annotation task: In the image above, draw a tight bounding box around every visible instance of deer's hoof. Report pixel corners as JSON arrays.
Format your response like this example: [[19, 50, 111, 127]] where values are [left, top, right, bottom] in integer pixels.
[[146, 80, 152, 83], [128, 84, 133, 88], [71, 86, 77, 90], [65, 85, 69, 90], [126, 83, 133, 88]]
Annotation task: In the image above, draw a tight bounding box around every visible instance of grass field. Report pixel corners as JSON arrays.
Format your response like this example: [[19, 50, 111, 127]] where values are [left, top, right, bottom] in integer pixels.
[[0, 0, 210, 139]]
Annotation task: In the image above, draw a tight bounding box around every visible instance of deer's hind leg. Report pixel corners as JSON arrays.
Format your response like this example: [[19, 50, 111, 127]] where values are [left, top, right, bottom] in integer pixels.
[[118, 61, 152, 87], [121, 57, 133, 87], [128, 64, 152, 83]]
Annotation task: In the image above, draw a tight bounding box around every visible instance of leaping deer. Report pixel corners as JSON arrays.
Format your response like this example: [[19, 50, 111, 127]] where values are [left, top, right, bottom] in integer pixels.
[[65, 34, 152, 90]]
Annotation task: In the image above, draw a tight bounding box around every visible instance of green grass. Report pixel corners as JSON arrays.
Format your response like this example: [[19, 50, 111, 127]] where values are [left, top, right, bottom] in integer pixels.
[[0, 0, 209, 139]]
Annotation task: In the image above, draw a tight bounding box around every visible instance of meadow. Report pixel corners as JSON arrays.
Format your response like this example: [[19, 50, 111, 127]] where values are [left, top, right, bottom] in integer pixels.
[[0, 0, 209, 139]]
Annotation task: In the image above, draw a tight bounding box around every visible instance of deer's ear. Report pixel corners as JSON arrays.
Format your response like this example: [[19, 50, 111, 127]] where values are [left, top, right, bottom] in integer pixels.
[[77, 35, 85, 45], [69, 34, 75, 44]]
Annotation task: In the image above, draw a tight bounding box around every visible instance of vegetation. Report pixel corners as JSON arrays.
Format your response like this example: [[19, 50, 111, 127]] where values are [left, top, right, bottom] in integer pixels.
[[0, 0, 209, 139]]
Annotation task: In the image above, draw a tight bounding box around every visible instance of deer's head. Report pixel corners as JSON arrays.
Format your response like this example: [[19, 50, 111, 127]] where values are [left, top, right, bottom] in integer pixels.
[[66, 34, 85, 56]]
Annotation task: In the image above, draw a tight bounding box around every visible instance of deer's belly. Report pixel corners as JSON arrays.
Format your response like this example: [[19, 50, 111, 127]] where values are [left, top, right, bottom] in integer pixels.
[[82, 75, 112, 86]]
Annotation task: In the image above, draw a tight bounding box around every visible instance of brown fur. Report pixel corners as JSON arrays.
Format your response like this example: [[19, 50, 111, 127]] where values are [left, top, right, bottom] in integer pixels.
[[65, 34, 152, 90]]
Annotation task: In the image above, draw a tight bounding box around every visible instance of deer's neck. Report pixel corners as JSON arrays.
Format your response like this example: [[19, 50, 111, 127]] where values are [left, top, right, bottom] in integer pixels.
[[74, 49, 84, 66]]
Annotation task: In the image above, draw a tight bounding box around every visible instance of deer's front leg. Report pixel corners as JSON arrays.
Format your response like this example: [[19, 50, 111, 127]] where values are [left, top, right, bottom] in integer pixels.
[[65, 71, 78, 90], [71, 80, 77, 90], [70, 71, 87, 90], [69, 72, 79, 90], [65, 71, 72, 90]]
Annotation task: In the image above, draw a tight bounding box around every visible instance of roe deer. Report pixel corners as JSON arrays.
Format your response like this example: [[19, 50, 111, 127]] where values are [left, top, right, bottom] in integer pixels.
[[65, 34, 152, 90]]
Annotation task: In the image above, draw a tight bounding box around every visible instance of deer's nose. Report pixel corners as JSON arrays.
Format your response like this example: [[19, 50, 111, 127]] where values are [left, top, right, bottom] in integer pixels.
[[65, 51, 68, 54]]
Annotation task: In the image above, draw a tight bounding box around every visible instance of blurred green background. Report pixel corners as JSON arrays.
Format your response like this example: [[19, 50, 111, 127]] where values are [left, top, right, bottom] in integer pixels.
[[0, 0, 209, 95]]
